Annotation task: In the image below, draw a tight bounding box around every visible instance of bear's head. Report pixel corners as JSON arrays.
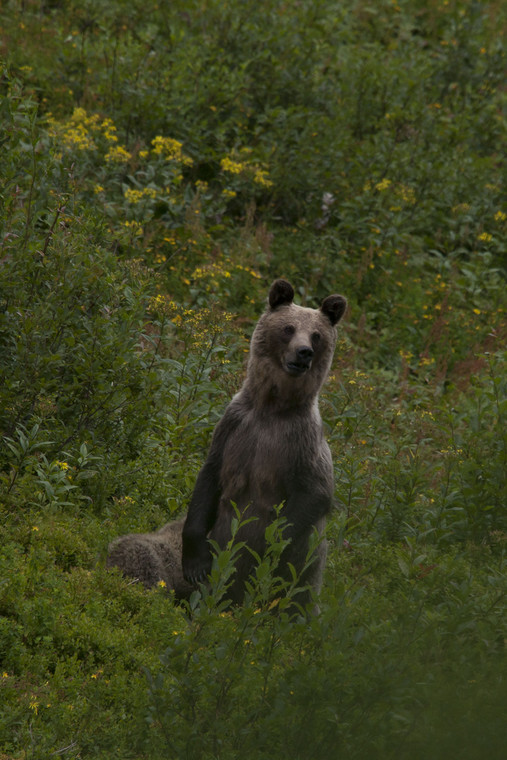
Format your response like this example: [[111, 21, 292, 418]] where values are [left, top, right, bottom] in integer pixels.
[[246, 279, 347, 408]]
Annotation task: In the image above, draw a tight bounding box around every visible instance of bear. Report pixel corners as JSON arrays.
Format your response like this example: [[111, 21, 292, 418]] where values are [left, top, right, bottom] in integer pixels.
[[182, 278, 347, 609], [106, 518, 193, 598], [106, 279, 347, 607]]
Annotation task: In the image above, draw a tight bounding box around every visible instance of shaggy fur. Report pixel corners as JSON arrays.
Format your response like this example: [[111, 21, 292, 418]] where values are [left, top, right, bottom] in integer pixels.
[[106, 518, 193, 598], [182, 279, 347, 607]]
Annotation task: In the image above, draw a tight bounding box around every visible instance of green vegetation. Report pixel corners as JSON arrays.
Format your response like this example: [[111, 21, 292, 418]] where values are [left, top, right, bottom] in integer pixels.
[[1, 0, 506, 757]]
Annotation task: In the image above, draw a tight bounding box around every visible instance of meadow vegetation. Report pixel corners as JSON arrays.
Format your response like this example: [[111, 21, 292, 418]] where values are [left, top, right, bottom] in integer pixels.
[[1, 0, 506, 757]]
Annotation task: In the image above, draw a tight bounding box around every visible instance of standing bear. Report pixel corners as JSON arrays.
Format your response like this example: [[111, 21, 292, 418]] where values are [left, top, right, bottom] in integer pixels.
[[107, 279, 347, 609], [181, 278, 347, 607]]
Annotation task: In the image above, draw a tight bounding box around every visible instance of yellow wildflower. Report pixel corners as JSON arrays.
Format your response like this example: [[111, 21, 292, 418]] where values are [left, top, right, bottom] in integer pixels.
[[151, 136, 193, 165], [105, 145, 131, 163], [29, 698, 39, 715], [124, 187, 158, 204], [220, 157, 245, 174], [375, 178, 391, 192], [253, 168, 273, 187], [398, 184, 416, 204], [61, 124, 95, 151], [101, 118, 118, 142]]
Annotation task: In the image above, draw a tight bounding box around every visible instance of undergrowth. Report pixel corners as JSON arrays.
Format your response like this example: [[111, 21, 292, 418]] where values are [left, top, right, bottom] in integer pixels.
[[1, 0, 506, 757]]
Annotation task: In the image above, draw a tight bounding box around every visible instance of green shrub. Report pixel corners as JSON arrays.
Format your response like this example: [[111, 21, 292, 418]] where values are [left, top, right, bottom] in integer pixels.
[[0, 0, 506, 757]]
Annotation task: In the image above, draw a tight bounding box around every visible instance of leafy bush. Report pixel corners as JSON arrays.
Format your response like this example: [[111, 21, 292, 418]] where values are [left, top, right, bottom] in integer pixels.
[[145, 536, 507, 760], [0, 0, 506, 757]]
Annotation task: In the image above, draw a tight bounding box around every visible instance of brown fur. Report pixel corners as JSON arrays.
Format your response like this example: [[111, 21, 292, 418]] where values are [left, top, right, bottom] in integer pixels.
[[106, 280, 346, 607], [182, 279, 347, 608], [106, 518, 193, 598]]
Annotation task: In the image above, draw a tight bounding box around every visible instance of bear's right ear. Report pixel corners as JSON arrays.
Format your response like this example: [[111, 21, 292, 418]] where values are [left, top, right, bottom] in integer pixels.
[[268, 279, 295, 310]]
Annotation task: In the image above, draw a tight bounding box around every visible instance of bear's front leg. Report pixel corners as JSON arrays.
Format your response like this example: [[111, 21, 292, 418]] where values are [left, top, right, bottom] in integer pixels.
[[182, 530, 212, 585], [284, 489, 332, 536], [182, 460, 220, 585], [182, 406, 241, 586]]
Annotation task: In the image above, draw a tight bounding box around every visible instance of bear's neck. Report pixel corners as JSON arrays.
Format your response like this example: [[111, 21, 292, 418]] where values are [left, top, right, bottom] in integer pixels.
[[241, 360, 324, 415]]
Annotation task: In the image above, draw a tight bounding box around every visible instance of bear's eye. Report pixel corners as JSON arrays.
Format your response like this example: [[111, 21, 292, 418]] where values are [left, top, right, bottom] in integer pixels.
[[283, 325, 295, 336], [312, 331, 321, 344]]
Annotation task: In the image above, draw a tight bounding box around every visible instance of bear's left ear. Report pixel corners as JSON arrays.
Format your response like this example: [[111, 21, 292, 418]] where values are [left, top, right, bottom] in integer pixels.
[[321, 294, 347, 325], [269, 279, 295, 309]]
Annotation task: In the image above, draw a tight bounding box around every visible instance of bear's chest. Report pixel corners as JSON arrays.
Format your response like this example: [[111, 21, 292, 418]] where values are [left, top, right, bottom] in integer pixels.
[[219, 411, 319, 504]]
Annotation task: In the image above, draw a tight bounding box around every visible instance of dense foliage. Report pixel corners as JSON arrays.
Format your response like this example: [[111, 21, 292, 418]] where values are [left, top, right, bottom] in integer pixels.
[[1, 0, 506, 757]]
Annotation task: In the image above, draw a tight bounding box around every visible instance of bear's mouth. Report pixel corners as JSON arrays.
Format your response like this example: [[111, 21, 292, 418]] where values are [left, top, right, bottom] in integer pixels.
[[285, 360, 312, 377]]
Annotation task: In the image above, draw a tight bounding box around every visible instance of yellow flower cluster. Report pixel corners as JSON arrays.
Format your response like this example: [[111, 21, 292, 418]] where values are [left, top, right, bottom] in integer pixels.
[[124, 187, 158, 204], [147, 294, 180, 319], [61, 123, 96, 151], [220, 157, 245, 174], [101, 117, 118, 143], [375, 178, 392, 192], [190, 260, 261, 290], [122, 220, 143, 236], [236, 263, 262, 279], [151, 136, 193, 165], [147, 296, 235, 355], [29, 698, 39, 715], [363, 178, 416, 208], [253, 168, 273, 187], [48, 108, 131, 160], [220, 155, 273, 187], [175, 306, 234, 351], [105, 145, 131, 163], [398, 184, 416, 204]]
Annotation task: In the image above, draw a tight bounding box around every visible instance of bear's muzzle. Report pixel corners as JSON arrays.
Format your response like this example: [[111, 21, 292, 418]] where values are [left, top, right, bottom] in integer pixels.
[[286, 346, 314, 376]]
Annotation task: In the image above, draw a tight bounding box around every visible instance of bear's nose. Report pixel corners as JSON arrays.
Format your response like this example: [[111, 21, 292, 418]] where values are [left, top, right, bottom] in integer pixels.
[[296, 346, 314, 362]]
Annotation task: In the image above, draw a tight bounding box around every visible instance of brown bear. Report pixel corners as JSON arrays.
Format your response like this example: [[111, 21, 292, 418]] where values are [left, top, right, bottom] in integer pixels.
[[107, 279, 346, 607], [182, 278, 347, 608], [106, 518, 193, 598]]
